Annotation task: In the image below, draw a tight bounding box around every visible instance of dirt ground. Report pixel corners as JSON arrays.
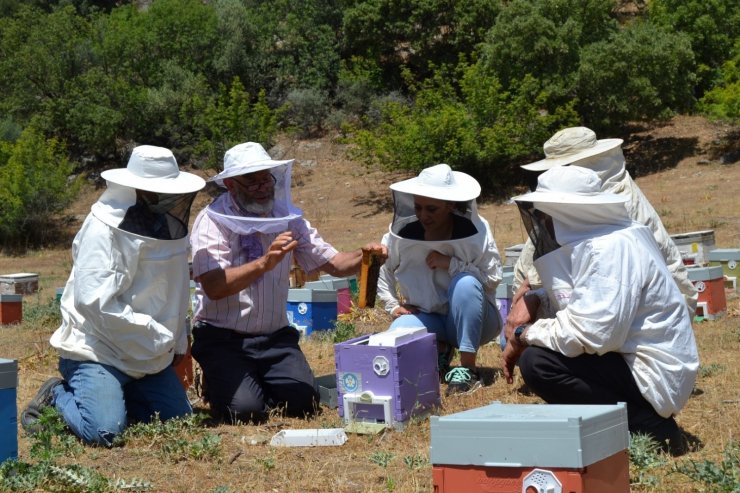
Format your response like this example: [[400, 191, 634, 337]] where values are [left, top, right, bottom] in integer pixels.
[[1, 115, 739, 493]]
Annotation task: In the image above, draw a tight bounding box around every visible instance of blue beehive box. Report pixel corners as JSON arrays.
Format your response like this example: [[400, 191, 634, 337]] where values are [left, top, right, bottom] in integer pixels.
[[287, 288, 337, 336], [0, 358, 18, 463]]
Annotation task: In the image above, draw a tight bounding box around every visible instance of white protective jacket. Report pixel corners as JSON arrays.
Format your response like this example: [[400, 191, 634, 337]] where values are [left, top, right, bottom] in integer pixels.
[[377, 205, 502, 316], [50, 184, 191, 378], [523, 199, 699, 418], [514, 147, 697, 314]]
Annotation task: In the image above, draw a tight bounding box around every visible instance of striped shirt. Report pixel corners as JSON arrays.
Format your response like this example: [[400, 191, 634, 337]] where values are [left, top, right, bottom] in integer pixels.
[[190, 193, 338, 335]]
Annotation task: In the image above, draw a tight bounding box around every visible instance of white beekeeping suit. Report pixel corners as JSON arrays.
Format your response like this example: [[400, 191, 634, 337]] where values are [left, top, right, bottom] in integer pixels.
[[513, 127, 697, 315], [512, 166, 699, 419], [51, 146, 205, 378]]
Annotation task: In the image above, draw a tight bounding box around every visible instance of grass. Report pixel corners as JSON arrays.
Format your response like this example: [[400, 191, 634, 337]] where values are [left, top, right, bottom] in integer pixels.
[[2, 120, 740, 492]]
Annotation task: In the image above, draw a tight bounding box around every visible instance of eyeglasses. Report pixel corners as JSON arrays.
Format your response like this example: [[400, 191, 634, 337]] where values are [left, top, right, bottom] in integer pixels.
[[233, 173, 277, 192]]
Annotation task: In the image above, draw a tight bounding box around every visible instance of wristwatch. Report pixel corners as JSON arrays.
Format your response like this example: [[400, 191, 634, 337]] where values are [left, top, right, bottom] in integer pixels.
[[514, 324, 529, 345]]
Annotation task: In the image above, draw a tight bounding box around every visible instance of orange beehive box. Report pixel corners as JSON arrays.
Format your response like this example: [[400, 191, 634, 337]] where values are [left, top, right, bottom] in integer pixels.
[[430, 402, 630, 493], [433, 451, 629, 493], [0, 295, 22, 325], [687, 265, 727, 320]]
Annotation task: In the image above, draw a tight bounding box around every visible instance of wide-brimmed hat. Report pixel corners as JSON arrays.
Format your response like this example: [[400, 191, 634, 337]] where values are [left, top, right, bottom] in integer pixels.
[[101, 145, 205, 194], [390, 164, 480, 202], [521, 127, 623, 171], [210, 142, 294, 186], [513, 166, 628, 205]]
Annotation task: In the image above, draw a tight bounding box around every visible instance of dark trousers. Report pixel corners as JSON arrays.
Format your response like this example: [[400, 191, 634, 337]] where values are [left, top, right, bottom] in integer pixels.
[[518, 346, 679, 443], [192, 323, 319, 423]]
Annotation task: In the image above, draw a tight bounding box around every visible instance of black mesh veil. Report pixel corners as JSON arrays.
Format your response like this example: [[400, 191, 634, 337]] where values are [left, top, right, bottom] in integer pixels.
[[118, 191, 198, 240], [517, 201, 560, 260]]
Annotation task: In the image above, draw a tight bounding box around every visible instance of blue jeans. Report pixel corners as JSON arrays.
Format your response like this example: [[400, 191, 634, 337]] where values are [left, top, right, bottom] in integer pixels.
[[389, 273, 502, 353], [53, 358, 192, 446]]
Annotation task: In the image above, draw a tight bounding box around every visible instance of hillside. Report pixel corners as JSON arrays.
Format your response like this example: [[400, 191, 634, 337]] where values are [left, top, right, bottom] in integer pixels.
[[0, 115, 738, 493]]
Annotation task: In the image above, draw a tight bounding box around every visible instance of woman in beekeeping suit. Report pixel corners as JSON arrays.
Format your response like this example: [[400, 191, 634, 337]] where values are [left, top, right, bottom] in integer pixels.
[[377, 164, 503, 396]]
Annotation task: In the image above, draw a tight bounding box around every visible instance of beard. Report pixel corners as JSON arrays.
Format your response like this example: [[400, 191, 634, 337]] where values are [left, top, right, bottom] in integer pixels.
[[234, 191, 274, 216]]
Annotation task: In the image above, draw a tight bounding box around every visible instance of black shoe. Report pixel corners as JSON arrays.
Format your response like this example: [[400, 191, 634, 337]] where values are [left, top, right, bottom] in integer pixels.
[[21, 377, 62, 434], [444, 367, 482, 396], [437, 347, 454, 379]]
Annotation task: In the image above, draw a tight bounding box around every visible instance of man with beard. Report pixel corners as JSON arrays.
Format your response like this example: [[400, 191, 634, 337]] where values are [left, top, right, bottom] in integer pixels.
[[189, 142, 386, 423]]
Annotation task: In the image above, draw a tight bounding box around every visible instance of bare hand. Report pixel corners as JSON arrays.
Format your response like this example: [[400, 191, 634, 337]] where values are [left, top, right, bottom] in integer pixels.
[[502, 339, 526, 384], [504, 291, 541, 342], [172, 354, 186, 367], [362, 242, 388, 262], [392, 305, 419, 318], [264, 231, 298, 271], [426, 250, 451, 270], [511, 277, 531, 305]]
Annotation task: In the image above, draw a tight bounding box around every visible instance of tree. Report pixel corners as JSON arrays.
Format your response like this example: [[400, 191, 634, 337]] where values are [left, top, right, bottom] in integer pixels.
[[576, 21, 696, 130], [0, 126, 80, 249], [649, 0, 740, 96]]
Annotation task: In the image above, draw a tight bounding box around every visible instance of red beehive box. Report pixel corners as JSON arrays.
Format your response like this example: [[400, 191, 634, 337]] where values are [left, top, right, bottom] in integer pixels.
[[687, 265, 726, 320], [0, 295, 22, 325], [430, 402, 630, 493]]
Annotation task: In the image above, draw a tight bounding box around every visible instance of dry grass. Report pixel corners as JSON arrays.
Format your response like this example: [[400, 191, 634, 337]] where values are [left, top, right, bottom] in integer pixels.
[[1, 115, 739, 492]]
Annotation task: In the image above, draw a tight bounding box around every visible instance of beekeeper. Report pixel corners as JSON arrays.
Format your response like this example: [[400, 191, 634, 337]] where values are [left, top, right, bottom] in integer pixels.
[[377, 164, 503, 396], [22, 145, 205, 446], [510, 126, 696, 320], [503, 165, 699, 456]]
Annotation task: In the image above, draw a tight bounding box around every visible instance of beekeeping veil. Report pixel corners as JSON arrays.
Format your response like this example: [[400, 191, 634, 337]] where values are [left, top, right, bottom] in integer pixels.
[[389, 164, 482, 235], [95, 145, 205, 240], [512, 166, 631, 309], [205, 142, 302, 235]]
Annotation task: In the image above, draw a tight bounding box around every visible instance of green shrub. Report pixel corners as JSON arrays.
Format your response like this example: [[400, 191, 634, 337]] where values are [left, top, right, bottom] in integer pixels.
[[0, 126, 80, 250]]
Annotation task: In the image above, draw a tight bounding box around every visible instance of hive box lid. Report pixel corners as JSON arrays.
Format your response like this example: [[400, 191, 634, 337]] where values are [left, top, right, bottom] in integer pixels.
[[430, 402, 628, 469], [287, 288, 337, 303], [0, 294, 22, 302], [0, 273, 38, 281], [687, 265, 724, 282], [309, 276, 350, 290], [708, 249, 740, 262], [670, 229, 715, 242], [0, 358, 18, 390]]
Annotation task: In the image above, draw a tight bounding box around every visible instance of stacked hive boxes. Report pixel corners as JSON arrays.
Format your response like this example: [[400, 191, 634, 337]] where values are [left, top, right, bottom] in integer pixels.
[[430, 402, 630, 493]]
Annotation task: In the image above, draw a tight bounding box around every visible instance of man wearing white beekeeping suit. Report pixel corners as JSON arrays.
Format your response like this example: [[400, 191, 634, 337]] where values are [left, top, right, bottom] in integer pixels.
[[502, 166, 699, 456], [510, 127, 697, 318], [22, 145, 205, 446]]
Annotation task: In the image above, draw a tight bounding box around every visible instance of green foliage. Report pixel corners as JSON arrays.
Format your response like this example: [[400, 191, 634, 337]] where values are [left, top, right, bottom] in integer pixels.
[[576, 21, 696, 131], [479, 0, 617, 97], [0, 126, 80, 249], [369, 450, 394, 468], [0, 407, 152, 492], [23, 298, 63, 327], [403, 454, 428, 469], [281, 88, 330, 138], [673, 440, 740, 492], [629, 432, 668, 488], [332, 320, 357, 343], [350, 61, 578, 194], [649, 0, 740, 96], [189, 79, 278, 170], [698, 363, 726, 378], [341, 0, 501, 90], [699, 42, 740, 124]]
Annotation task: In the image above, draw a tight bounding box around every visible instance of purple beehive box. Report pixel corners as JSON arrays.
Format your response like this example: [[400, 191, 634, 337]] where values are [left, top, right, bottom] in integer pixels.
[[335, 329, 440, 428]]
